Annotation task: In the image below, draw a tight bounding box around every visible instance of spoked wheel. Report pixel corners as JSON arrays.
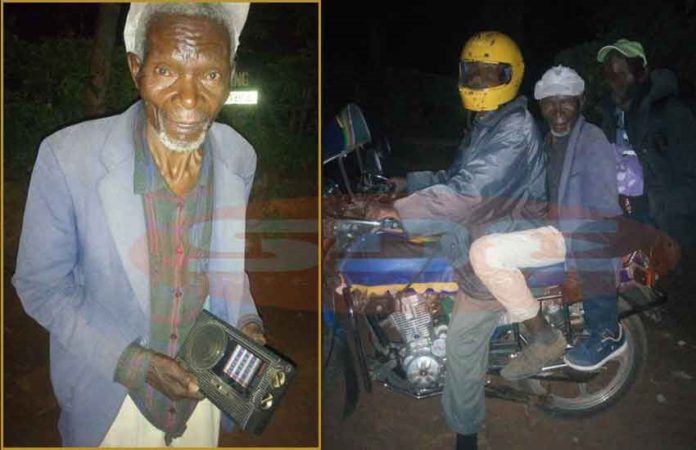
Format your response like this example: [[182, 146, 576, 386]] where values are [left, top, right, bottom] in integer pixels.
[[521, 298, 648, 417]]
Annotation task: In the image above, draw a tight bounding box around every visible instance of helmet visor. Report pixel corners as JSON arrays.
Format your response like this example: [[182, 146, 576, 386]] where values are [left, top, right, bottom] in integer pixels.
[[458, 61, 512, 90]]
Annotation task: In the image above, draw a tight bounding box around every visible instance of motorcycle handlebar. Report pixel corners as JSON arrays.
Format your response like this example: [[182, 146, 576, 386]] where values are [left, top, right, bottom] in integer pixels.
[[332, 217, 403, 234]]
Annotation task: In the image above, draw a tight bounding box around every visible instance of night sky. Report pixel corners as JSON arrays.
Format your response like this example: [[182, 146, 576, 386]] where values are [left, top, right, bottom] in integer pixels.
[[323, 0, 694, 118], [6, 1, 686, 71], [324, 0, 693, 73], [324, 1, 591, 76], [4, 0, 694, 121]]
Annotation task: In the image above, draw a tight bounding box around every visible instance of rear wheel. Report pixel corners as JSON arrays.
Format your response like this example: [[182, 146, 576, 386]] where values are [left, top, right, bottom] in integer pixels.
[[521, 297, 647, 417]]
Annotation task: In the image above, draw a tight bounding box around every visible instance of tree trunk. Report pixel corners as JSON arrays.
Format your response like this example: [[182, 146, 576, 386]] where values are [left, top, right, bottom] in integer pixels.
[[84, 3, 121, 117]]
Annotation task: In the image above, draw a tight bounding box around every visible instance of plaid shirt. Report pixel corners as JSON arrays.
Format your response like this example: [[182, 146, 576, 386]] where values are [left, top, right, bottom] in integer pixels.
[[114, 115, 214, 437]]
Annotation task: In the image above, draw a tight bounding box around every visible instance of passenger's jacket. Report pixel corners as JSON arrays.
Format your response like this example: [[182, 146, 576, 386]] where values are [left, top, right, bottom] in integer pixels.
[[600, 69, 696, 247], [393, 96, 547, 298], [552, 115, 622, 231], [548, 115, 622, 274]]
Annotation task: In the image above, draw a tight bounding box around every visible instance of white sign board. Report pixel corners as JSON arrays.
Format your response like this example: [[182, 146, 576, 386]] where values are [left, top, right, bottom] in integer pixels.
[[225, 90, 258, 105]]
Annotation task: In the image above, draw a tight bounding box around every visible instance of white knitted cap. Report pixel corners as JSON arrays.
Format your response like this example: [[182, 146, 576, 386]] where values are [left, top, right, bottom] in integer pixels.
[[534, 65, 585, 100], [123, 3, 250, 56]]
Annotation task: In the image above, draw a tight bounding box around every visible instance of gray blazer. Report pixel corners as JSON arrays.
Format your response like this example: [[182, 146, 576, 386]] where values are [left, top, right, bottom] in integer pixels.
[[12, 101, 262, 446], [554, 115, 622, 235]]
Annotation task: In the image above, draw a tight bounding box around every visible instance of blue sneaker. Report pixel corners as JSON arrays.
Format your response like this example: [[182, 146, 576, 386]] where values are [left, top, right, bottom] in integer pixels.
[[563, 325, 627, 371]]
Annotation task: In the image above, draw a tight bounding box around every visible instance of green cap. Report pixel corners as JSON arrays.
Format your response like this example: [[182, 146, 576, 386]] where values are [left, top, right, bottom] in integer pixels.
[[597, 39, 647, 66]]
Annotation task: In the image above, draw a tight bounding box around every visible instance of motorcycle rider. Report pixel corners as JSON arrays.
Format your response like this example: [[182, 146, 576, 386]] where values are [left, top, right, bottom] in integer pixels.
[[366, 31, 547, 450]]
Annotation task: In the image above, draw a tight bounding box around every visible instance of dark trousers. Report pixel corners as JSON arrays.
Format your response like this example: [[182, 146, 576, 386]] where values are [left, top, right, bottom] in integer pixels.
[[567, 214, 661, 335], [567, 219, 620, 335]]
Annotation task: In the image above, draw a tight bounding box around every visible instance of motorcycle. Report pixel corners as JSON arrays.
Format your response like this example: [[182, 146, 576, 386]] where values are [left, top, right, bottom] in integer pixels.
[[322, 103, 667, 418]]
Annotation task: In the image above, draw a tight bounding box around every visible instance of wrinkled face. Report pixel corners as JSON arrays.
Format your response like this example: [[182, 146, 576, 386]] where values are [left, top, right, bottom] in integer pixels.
[[128, 14, 232, 152], [539, 95, 580, 137], [603, 52, 638, 108]]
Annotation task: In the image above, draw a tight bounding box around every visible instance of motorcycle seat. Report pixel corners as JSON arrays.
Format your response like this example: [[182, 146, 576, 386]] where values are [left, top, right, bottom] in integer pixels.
[[524, 263, 566, 288], [339, 256, 459, 296]]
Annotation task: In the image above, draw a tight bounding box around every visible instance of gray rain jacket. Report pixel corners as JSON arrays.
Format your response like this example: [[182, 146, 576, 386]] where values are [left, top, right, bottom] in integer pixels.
[[394, 96, 547, 299]]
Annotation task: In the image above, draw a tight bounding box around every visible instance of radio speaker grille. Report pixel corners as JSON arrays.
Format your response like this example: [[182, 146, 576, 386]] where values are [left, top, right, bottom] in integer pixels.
[[188, 324, 226, 370]]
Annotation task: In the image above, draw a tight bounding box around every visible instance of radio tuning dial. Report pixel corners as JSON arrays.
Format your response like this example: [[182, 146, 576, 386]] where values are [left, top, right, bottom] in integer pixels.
[[260, 393, 274, 410]]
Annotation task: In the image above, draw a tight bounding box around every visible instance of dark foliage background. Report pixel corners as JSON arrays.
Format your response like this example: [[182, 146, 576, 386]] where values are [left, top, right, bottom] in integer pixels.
[[4, 3, 318, 200]]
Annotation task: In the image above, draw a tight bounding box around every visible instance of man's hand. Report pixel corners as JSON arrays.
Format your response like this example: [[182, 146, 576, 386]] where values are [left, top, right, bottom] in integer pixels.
[[651, 232, 681, 277], [241, 322, 266, 345], [561, 271, 582, 303], [146, 352, 204, 401], [388, 177, 407, 194], [365, 201, 400, 221]]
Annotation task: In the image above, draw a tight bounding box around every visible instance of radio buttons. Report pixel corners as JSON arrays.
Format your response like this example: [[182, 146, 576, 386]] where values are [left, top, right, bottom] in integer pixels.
[[260, 393, 274, 410]]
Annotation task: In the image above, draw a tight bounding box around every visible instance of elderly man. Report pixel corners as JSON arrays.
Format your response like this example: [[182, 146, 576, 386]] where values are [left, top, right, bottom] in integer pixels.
[[13, 3, 264, 447], [468, 65, 623, 377]]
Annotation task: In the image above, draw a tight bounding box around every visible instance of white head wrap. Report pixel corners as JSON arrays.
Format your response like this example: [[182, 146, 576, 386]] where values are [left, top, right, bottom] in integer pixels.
[[534, 65, 585, 100], [123, 3, 250, 57]]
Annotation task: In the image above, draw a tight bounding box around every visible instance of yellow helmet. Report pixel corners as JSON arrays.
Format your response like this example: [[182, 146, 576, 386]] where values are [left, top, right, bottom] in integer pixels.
[[458, 31, 525, 111]]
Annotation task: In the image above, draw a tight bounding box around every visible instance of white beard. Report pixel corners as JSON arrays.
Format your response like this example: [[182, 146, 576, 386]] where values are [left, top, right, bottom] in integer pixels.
[[550, 129, 571, 138], [156, 129, 207, 153]]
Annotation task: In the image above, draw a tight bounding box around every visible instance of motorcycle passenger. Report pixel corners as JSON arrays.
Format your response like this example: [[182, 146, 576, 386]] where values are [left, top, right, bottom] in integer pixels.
[[468, 66, 625, 377], [367, 31, 547, 450], [597, 39, 696, 250]]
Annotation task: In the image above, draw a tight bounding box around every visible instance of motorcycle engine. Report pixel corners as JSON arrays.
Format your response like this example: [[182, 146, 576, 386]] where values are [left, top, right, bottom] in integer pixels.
[[388, 290, 448, 393]]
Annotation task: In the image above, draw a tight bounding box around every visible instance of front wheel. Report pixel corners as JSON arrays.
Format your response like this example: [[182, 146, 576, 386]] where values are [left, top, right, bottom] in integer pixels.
[[520, 297, 648, 417]]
